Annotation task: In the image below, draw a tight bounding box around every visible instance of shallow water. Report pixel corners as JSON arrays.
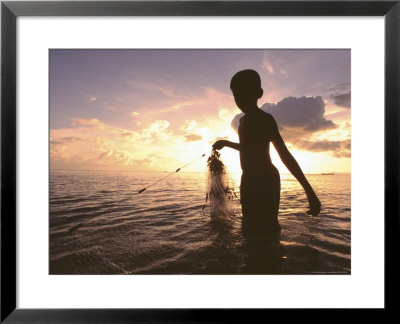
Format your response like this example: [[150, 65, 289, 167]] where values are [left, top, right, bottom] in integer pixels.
[[49, 171, 350, 274]]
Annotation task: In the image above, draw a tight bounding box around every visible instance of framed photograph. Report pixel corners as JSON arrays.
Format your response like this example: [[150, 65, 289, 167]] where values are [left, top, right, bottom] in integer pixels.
[[1, 0, 398, 321]]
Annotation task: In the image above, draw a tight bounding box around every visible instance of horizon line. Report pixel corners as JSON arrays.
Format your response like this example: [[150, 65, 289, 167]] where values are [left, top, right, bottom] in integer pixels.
[[50, 169, 349, 175]]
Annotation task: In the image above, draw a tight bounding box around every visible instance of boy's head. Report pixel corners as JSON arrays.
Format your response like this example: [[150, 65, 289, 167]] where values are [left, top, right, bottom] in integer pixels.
[[230, 69, 263, 112]]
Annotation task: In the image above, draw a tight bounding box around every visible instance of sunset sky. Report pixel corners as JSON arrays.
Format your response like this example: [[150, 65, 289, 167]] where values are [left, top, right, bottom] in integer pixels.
[[50, 49, 350, 174]]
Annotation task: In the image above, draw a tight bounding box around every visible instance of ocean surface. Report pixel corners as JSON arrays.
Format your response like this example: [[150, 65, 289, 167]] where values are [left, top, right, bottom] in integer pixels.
[[50, 170, 351, 274]]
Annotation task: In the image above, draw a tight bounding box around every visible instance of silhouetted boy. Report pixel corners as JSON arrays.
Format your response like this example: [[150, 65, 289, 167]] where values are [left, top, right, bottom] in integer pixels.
[[213, 69, 321, 244]]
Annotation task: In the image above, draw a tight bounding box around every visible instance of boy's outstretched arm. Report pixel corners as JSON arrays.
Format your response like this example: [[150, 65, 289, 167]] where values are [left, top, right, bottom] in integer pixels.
[[268, 115, 321, 216], [212, 140, 240, 151]]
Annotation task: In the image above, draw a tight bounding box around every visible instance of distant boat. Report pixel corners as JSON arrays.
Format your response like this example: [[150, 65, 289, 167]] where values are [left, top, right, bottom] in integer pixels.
[[321, 172, 335, 175]]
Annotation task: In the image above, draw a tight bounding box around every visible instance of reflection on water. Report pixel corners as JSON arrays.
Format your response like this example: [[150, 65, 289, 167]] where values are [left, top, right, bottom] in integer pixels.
[[50, 171, 350, 274]]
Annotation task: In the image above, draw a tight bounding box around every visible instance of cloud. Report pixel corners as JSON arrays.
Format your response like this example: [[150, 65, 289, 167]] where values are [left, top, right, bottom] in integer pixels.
[[332, 151, 351, 158], [126, 86, 235, 134], [127, 81, 185, 101], [179, 119, 210, 143], [231, 96, 337, 134], [119, 131, 133, 137], [294, 139, 351, 157], [262, 60, 287, 76], [262, 60, 275, 74], [70, 118, 103, 127], [292, 139, 351, 158], [180, 120, 198, 132], [262, 96, 337, 132], [134, 120, 173, 143], [325, 82, 350, 93], [184, 134, 203, 142], [230, 96, 351, 158], [147, 120, 170, 131], [50, 137, 84, 145], [50, 118, 179, 171], [330, 91, 351, 108]]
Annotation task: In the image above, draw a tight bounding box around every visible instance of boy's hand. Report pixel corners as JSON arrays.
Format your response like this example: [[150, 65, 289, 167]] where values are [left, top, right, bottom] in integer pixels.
[[306, 192, 321, 216], [212, 140, 227, 150]]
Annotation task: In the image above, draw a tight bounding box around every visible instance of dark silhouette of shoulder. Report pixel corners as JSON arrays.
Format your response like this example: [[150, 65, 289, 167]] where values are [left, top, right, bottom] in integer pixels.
[[257, 110, 279, 135], [258, 110, 275, 124]]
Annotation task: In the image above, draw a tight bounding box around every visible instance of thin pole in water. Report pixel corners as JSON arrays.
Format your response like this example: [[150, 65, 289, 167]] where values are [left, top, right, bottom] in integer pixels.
[[136, 153, 206, 194]]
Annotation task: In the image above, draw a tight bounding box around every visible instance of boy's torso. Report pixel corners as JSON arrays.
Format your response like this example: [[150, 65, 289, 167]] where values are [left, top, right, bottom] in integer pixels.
[[238, 110, 273, 172]]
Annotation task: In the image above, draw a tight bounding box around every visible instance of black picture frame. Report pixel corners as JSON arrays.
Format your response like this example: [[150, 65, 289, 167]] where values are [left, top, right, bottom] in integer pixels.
[[1, 0, 398, 321]]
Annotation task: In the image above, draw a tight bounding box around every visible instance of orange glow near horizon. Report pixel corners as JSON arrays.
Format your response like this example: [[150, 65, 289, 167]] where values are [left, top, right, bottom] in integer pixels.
[[50, 95, 351, 174]]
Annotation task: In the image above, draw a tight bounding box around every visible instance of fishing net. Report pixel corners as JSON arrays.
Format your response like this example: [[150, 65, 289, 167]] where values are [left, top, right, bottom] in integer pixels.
[[203, 149, 237, 220]]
